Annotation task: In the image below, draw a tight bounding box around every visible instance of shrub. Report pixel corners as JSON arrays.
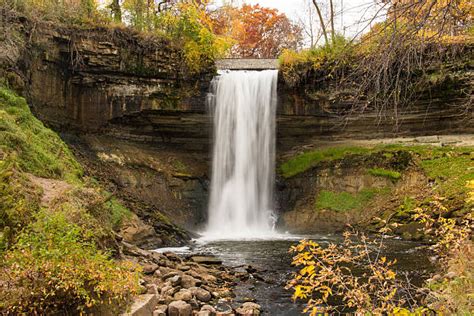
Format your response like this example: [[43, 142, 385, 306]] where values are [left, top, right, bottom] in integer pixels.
[[0, 211, 141, 315], [153, 3, 231, 74], [279, 35, 355, 87], [287, 231, 427, 314], [288, 184, 473, 314]]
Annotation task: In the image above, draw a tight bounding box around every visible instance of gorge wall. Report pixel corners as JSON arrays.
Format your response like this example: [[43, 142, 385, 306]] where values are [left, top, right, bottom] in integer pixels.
[[1, 12, 472, 234], [3, 11, 472, 155]]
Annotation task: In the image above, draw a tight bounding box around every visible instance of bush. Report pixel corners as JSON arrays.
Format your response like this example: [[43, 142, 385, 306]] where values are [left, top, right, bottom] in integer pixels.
[[0, 211, 141, 315], [279, 35, 355, 87], [153, 3, 231, 74]]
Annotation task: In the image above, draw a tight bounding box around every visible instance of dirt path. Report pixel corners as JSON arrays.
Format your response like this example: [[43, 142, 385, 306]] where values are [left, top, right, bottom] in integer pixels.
[[28, 174, 73, 207]]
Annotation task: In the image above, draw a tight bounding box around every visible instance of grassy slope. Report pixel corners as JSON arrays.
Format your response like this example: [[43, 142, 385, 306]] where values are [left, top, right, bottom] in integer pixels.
[[280, 144, 473, 215], [0, 86, 139, 313]]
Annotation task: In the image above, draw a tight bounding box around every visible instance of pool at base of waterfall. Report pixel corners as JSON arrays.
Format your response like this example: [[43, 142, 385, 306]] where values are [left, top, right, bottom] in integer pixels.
[[159, 234, 433, 315]]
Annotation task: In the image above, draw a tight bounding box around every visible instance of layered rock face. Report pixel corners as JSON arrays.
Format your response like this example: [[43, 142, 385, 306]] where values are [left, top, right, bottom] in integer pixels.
[[3, 11, 472, 153], [2, 12, 472, 234]]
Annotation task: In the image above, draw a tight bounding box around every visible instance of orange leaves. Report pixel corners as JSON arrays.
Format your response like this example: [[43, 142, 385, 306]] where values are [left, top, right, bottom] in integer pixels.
[[210, 4, 302, 58]]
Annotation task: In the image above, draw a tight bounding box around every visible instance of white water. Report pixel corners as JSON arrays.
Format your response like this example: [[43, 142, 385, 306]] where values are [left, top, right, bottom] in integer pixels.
[[204, 70, 279, 239]]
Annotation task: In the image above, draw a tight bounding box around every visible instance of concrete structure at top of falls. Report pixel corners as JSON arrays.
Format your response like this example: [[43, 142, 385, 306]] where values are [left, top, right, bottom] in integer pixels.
[[205, 70, 279, 239]]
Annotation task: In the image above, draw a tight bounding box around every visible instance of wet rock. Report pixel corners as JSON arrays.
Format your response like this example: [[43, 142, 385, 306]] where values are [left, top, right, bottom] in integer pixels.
[[168, 300, 192, 316], [165, 252, 183, 262], [174, 289, 193, 301], [194, 311, 211, 316]]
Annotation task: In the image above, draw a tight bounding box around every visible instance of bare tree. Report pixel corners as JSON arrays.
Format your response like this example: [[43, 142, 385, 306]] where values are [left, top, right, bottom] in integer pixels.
[[312, 0, 329, 45]]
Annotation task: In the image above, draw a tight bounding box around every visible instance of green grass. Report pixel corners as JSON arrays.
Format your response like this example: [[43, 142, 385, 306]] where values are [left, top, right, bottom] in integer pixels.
[[0, 87, 83, 183], [280, 146, 372, 178], [280, 144, 473, 199], [421, 154, 473, 196], [368, 168, 402, 181], [315, 188, 389, 212]]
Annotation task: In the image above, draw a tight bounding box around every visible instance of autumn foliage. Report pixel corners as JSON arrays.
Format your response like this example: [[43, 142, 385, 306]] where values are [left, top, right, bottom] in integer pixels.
[[211, 4, 302, 58]]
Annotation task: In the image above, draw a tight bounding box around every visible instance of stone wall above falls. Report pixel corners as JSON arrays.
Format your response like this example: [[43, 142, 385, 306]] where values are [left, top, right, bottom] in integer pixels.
[[216, 58, 279, 70]]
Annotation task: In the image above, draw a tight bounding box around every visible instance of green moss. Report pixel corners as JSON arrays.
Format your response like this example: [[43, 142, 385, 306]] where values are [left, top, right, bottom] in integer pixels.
[[420, 152, 473, 196], [280, 144, 473, 200], [315, 188, 389, 212], [0, 87, 83, 183], [280, 146, 372, 178], [368, 167, 402, 181]]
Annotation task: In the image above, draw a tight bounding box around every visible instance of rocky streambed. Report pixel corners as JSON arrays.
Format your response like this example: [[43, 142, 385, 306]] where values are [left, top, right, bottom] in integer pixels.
[[123, 234, 434, 316]]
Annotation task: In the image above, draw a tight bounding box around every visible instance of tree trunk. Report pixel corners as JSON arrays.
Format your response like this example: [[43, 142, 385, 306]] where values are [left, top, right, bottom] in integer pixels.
[[110, 0, 122, 23], [329, 0, 336, 43], [312, 0, 329, 45]]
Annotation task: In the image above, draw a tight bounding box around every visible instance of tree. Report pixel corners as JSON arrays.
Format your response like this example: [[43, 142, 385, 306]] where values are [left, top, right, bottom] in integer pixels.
[[109, 0, 122, 22], [211, 4, 303, 58], [311, 0, 329, 45]]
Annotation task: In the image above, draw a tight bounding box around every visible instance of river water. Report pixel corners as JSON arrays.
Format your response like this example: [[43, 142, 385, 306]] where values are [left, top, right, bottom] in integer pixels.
[[171, 234, 433, 315]]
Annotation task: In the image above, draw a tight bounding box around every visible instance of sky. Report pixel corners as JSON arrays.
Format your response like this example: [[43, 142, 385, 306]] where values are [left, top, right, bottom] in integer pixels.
[[215, 0, 387, 46]]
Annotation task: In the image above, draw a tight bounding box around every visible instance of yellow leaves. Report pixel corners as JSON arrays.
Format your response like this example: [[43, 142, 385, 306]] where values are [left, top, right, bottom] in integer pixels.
[[386, 270, 396, 280], [466, 180, 474, 204], [300, 265, 315, 277]]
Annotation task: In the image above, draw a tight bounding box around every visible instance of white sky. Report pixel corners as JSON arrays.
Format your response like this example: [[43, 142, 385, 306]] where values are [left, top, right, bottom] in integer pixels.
[[215, 0, 387, 46]]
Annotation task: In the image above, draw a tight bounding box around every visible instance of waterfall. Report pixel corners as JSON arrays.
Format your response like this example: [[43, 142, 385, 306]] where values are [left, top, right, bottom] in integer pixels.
[[205, 70, 278, 239]]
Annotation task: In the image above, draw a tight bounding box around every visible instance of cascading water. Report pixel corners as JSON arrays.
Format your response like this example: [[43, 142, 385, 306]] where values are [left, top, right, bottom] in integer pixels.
[[205, 70, 278, 239]]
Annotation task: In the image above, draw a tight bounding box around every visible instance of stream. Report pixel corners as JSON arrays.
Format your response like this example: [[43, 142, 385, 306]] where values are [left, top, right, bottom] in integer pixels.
[[163, 234, 433, 315]]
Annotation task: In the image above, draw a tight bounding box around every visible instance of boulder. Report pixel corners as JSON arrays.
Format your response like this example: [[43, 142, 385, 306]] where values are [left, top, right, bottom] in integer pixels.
[[168, 275, 182, 286], [236, 302, 261, 316], [190, 256, 223, 265], [143, 263, 159, 275], [174, 289, 193, 301], [200, 305, 216, 313], [168, 300, 192, 316], [121, 294, 158, 316], [153, 304, 167, 316], [119, 213, 162, 248], [181, 275, 201, 288], [190, 287, 211, 302]]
